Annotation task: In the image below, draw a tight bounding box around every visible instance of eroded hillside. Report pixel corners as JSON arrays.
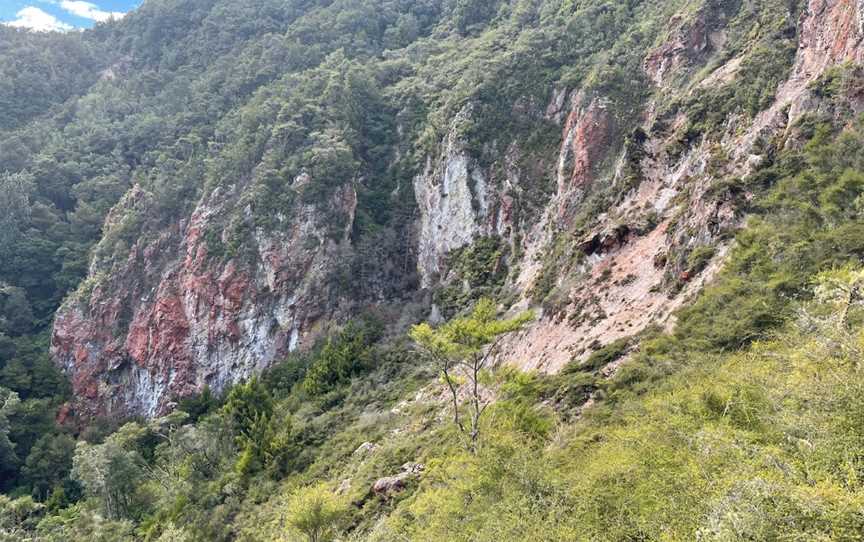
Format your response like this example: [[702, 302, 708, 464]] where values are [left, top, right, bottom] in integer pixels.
[[39, 0, 864, 420], [3, 0, 864, 539]]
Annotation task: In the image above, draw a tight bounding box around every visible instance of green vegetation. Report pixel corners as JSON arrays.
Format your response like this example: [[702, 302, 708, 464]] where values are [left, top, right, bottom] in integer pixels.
[[433, 236, 510, 317], [15, 111, 863, 533], [411, 299, 532, 451], [374, 276, 864, 540], [0, 0, 786, 503], [302, 319, 382, 395], [685, 244, 716, 274], [284, 484, 349, 542], [6, 97, 855, 541], [661, 0, 799, 145], [3, 0, 864, 539], [579, 336, 631, 372]]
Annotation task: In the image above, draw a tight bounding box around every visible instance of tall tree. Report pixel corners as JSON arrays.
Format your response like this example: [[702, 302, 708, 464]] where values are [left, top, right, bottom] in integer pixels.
[[410, 299, 532, 452]]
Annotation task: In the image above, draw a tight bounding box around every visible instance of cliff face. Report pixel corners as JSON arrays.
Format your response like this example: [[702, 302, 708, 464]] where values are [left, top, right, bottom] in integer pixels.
[[53, 180, 357, 417], [50, 0, 864, 418], [414, 107, 493, 288], [494, 0, 864, 372]]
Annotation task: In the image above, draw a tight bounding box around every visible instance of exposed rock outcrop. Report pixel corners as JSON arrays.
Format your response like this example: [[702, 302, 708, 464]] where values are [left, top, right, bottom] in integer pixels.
[[414, 109, 491, 287], [554, 93, 613, 220], [53, 181, 357, 418], [51, 0, 864, 419], [372, 462, 424, 497], [643, 10, 711, 86], [453, 0, 864, 373]]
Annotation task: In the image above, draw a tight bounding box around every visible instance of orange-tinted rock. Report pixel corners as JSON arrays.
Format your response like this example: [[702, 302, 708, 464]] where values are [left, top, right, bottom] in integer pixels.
[[52, 181, 356, 419], [55, 403, 73, 426], [555, 94, 613, 221], [643, 13, 708, 86]]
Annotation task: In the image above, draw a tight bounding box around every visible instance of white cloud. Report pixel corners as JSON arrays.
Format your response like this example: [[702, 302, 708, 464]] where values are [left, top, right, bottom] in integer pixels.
[[60, 1, 125, 22], [3, 6, 73, 32]]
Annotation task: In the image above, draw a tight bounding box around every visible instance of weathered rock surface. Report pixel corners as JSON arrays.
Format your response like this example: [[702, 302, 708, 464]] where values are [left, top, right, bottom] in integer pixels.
[[465, 0, 864, 373], [53, 181, 357, 418], [414, 108, 491, 287], [372, 462, 424, 497], [52, 0, 864, 419]]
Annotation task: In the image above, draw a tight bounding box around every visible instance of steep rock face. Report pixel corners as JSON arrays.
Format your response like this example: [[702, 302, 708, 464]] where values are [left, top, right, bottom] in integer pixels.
[[53, 181, 356, 418], [432, 0, 864, 373], [500, 134, 738, 372], [772, 0, 864, 126], [554, 93, 613, 220], [52, 0, 864, 418], [643, 14, 708, 86], [414, 109, 492, 288], [641, 2, 731, 87]]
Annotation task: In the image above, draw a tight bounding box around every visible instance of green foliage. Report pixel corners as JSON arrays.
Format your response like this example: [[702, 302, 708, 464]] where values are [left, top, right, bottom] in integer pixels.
[[411, 299, 532, 364], [0, 493, 45, 537], [0, 0, 708, 501], [434, 236, 509, 316], [71, 423, 152, 520], [0, 27, 105, 132], [0, 388, 20, 488], [176, 385, 219, 423], [667, 0, 798, 140], [372, 406, 569, 541], [411, 298, 532, 450], [576, 337, 630, 372], [375, 264, 864, 540], [685, 244, 716, 274], [0, 172, 33, 257], [303, 319, 383, 396], [670, 120, 864, 353], [222, 377, 277, 476], [0, 331, 71, 495], [22, 433, 77, 502], [6, 0, 864, 540], [284, 483, 348, 542]]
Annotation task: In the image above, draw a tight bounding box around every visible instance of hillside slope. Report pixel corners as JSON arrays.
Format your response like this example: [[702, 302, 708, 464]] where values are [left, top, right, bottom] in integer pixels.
[[39, 0, 860, 420], [2, 0, 864, 539]]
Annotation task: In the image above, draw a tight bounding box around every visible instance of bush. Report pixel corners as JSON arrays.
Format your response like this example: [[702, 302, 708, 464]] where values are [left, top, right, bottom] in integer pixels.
[[285, 483, 348, 542], [303, 319, 382, 396]]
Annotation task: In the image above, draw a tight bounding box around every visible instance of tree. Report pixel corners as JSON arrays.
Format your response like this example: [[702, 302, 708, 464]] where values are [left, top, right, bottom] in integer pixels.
[[222, 377, 282, 476], [0, 494, 44, 537], [813, 266, 864, 330], [800, 265, 864, 364], [284, 483, 347, 542], [0, 172, 33, 255], [23, 433, 76, 500], [71, 423, 149, 520], [410, 298, 532, 452], [177, 385, 217, 422], [302, 321, 378, 395], [0, 388, 20, 485], [0, 284, 35, 336]]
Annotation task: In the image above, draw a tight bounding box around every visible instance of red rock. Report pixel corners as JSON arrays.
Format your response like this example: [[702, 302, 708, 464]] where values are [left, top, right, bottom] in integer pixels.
[[51, 179, 354, 419], [55, 403, 73, 426], [643, 13, 708, 86]]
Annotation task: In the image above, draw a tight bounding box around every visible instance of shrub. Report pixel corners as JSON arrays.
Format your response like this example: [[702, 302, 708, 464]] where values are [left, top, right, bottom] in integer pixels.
[[285, 483, 348, 542], [303, 320, 382, 396]]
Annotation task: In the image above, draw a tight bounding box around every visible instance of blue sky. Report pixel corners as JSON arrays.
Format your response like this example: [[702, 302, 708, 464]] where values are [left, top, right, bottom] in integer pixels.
[[1, 0, 141, 31]]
